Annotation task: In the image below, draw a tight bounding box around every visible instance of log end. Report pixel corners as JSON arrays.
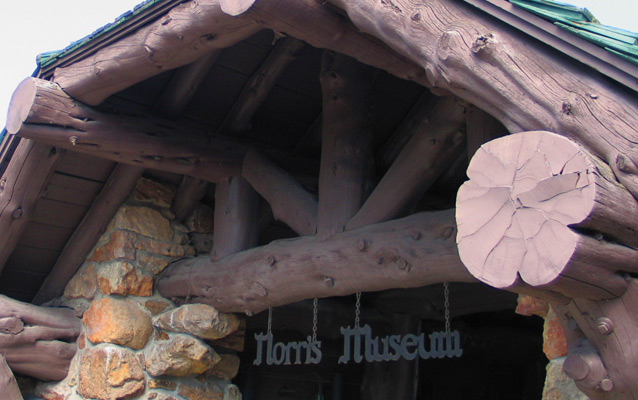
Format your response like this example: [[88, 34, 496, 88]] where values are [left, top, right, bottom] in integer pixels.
[[6, 77, 38, 134], [456, 131, 596, 290], [219, 0, 256, 16]]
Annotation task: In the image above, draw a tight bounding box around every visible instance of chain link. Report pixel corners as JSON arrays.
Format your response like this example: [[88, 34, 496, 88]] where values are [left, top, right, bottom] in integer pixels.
[[312, 298, 318, 342], [444, 282, 451, 333], [267, 306, 272, 334], [355, 292, 361, 328]]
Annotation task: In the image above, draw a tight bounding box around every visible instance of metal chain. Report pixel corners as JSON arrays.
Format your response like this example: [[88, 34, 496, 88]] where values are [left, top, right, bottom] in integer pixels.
[[355, 292, 361, 328], [312, 298, 318, 342], [444, 282, 451, 333], [267, 306, 272, 334]]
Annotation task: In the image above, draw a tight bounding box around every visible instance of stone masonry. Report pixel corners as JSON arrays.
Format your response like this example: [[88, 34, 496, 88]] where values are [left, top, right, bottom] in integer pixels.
[[34, 178, 243, 400]]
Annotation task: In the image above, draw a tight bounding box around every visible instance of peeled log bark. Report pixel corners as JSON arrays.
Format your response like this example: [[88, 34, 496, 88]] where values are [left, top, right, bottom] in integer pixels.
[[0, 295, 81, 381], [456, 131, 638, 300], [328, 0, 638, 200], [158, 209, 476, 314]]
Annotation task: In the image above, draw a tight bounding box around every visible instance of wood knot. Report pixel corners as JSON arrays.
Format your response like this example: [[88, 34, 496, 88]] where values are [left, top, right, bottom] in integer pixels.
[[561, 101, 572, 115], [267, 255, 276, 266], [411, 12, 421, 21], [201, 33, 216, 41], [12, 207, 23, 219], [472, 33, 494, 54], [412, 230, 422, 240], [443, 226, 455, 239], [616, 154, 638, 174], [69, 136, 78, 146], [357, 239, 368, 251], [323, 276, 335, 287]]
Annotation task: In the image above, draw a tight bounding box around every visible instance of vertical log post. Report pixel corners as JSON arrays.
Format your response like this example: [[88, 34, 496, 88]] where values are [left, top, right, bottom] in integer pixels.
[[317, 51, 375, 240], [211, 176, 260, 261]]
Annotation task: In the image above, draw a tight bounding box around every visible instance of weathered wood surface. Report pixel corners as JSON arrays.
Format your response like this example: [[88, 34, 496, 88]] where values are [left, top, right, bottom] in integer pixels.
[[242, 148, 317, 236], [0, 295, 81, 381], [327, 0, 638, 199], [154, 50, 221, 118], [211, 176, 259, 261], [555, 280, 638, 399], [347, 96, 466, 230], [158, 209, 476, 314], [52, 0, 426, 106], [8, 78, 245, 183], [457, 131, 638, 300], [465, 105, 508, 159], [172, 176, 209, 222], [219, 36, 305, 135], [0, 139, 62, 276], [317, 51, 374, 240], [32, 164, 144, 305], [0, 354, 22, 400]]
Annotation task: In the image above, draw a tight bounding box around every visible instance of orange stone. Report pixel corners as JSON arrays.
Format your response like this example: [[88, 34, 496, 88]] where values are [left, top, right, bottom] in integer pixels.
[[543, 307, 568, 360], [206, 353, 240, 380], [110, 205, 173, 241], [178, 382, 223, 400], [97, 260, 153, 297], [140, 298, 174, 315], [134, 177, 175, 208], [144, 333, 220, 377], [515, 294, 549, 318], [135, 237, 187, 257], [64, 264, 98, 300], [77, 346, 145, 400], [83, 297, 153, 350], [137, 252, 171, 275], [88, 230, 137, 263]]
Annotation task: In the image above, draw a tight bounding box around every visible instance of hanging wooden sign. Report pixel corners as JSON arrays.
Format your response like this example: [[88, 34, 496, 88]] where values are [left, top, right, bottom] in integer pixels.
[[338, 324, 463, 363]]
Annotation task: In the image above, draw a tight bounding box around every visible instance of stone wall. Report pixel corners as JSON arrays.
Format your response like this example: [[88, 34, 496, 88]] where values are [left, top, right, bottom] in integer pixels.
[[34, 178, 243, 400], [516, 295, 588, 400]]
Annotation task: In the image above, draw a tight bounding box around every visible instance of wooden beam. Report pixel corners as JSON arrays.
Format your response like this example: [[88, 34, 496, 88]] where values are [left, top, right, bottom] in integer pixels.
[[328, 0, 638, 199], [0, 139, 62, 276], [211, 176, 260, 261], [347, 96, 466, 230], [317, 51, 374, 239], [32, 164, 144, 305], [465, 105, 508, 159], [8, 78, 247, 183], [0, 354, 22, 400], [0, 295, 81, 381], [172, 176, 209, 222], [157, 209, 476, 314], [52, 2, 262, 105], [219, 36, 305, 135], [154, 50, 221, 118], [456, 131, 638, 300], [242, 147, 317, 236]]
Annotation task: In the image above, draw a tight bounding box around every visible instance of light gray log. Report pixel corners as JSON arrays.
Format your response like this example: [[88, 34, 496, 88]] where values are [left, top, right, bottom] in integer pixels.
[[317, 51, 374, 239], [32, 164, 144, 305]]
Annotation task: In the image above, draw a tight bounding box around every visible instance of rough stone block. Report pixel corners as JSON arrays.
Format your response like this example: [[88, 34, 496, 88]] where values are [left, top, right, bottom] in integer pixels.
[[110, 205, 173, 241], [144, 333, 221, 377], [542, 357, 588, 400], [64, 263, 98, 300], [134, 177, 175, 209], [154, 304, 240, 340], [88, 230, 137, 263], [178, 381, 224, 400], [83, 297, 153, 350], [543, 307, 568, 360], [515, 294, 549, 318], [135, 238, 187, 257], [97, 260, 153, 297], [206, 353, 240, 380], [77, 346, 145, 400], [137, 252, 171, 275], [139, 298, 175, 315], [184, 204, 214, 234]]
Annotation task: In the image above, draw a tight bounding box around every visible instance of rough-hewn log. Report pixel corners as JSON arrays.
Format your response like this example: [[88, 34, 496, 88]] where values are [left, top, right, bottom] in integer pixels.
[[8, 78, 246, 182], [328, 0, 638, 199], [317, 51, 374, 239], [242, 147, 317, 236], [0, 295, 81, 381], [172, 176, 210, 222], [32, 164, 144, 305], [555, 280, 638, 399], [347, 96, 466, 230], [158, 209, 475, 314], [154, 50, 222, 118], [52, 2, 262, 105], [0, 139, 62, 276], [219, 36, 305, 135], [456, 131, 638, 300], [211, 176, 260, 261], [0, 354, 22, 400], [465, 105, 508, 159]]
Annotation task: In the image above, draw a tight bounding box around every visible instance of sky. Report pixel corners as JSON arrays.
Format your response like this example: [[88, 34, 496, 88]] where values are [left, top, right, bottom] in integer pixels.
[[0, 0, 637, 131]]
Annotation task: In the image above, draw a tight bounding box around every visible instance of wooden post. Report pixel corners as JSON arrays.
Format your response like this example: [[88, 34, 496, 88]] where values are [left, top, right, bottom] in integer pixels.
[[172, 176, 210, 222], [456, 131, 638, 299], [317, 51, 374, 239], [32, 164, 144, 305], [0, 139, 62, 276], [465, 105, 508, 159], [211, 176, 260, 261], [347, 96, 466, 230]]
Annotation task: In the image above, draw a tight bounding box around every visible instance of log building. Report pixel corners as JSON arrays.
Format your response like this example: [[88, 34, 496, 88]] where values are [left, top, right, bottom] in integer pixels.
[[1, 0, 637, 398]]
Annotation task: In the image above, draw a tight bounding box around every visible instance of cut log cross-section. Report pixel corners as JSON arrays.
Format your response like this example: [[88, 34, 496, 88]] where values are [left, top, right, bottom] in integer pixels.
[[456, 131, 638, 300]]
